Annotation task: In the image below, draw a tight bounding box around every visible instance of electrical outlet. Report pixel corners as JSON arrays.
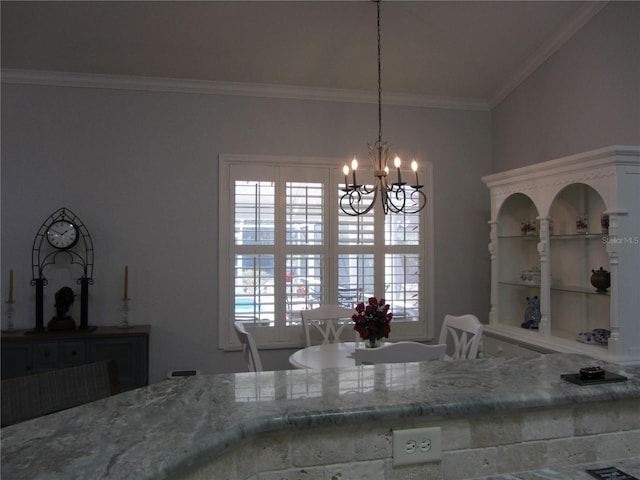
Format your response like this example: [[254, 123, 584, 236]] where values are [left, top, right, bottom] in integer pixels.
[[392, 426, 442, 466]]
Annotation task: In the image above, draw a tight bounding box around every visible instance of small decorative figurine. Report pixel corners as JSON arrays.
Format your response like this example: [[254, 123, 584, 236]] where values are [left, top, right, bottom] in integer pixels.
[[47, 286, 76, 331], [521, 296, 541, 330], [576, 328, 610, 345]]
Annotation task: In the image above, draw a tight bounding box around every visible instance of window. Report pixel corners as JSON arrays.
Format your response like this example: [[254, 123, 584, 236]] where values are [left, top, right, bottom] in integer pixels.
[[219, 155, 433, 349]]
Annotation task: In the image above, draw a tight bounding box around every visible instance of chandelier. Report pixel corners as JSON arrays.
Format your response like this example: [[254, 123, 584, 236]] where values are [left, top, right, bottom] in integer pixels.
[[340, 0, 426, 216]]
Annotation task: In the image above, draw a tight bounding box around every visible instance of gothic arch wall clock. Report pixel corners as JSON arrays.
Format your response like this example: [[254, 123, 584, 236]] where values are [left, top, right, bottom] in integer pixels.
[[30, 207, 95, 332]]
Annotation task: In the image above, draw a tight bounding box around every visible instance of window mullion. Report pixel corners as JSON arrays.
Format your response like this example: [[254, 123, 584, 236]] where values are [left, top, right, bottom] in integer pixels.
[[274, 168, 288, 334]]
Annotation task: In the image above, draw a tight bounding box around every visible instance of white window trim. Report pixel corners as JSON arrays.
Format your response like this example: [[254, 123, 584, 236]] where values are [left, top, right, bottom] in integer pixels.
[[218, 153, 434, 351]]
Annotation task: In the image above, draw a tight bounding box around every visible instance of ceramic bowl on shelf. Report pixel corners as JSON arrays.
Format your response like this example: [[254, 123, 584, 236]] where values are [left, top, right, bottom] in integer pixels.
[[520, 268, 541, 284]]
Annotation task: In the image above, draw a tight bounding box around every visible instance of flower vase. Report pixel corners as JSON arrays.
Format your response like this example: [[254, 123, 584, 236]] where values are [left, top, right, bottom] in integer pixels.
[[366, 338, 382, 348]]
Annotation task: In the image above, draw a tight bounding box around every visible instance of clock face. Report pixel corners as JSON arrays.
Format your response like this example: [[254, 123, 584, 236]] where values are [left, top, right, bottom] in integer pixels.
[[46, 220, 79, 249]]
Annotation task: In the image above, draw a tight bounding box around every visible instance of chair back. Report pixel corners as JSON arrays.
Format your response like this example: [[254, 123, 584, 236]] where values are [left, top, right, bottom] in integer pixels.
[[301, 305, 356, 347], [355, 342, 446, 365], [234, 321, 264, 372], [1, 359, 120, 427], [438, 314, 484, 360]]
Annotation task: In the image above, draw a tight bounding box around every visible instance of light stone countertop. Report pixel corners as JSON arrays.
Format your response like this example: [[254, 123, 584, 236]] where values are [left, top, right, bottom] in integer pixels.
[[1, 353, 639, 479]]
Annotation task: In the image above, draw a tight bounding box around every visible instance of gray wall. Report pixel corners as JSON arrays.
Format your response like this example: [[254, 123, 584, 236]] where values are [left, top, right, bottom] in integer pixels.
[[492, 2, 640, 170], [1, 84, 491, 381]]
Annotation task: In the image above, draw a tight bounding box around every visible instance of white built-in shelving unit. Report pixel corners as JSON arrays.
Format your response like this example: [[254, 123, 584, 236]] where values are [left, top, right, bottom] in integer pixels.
[[482, 146, 640, 363]]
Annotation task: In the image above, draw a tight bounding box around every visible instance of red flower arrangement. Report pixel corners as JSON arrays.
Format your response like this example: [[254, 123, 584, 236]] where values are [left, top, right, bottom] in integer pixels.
[[352, 297, 392, 347]]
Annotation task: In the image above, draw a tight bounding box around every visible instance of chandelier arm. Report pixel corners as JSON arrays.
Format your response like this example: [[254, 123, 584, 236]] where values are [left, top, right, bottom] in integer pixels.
[[410, 189, 428, 212], [340, 185, 379, 216], [386, 186, 427, 215], [379, 179, 391, 214], [361, 182, 377, 195], [385, 185, 407, 214]]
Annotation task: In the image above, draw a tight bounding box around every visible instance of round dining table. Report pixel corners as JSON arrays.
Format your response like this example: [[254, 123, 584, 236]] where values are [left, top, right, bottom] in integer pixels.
[[289, 342, 360, 369]]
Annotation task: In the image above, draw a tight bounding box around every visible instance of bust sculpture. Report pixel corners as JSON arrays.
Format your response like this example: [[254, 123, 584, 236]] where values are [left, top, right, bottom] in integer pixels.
[[47, 286, 76, 331]]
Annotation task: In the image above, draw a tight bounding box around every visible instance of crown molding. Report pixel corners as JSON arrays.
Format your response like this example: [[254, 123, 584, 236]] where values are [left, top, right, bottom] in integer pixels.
[[1, 68, 490, 112], [0, 2, 607, 114], [489, 1, 608, 108]]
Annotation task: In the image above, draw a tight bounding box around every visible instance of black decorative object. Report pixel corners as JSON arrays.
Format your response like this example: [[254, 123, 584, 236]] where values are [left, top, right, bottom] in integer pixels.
[[48, 286, 76, 331], [590, 267, 610, 292], [521, 296, 541, 329], [579, 366, 605, 380], [561, 370, 627, 386], [587, 466, 638, 479], [30, 207, 95, 332]]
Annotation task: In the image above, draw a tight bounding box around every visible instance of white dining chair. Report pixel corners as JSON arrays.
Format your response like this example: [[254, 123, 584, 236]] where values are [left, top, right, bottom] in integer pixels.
[[355, 341, 446, 365], [234, 322, 264, 372], [301, 305, 356, 347], [437, 314, 484, 360]]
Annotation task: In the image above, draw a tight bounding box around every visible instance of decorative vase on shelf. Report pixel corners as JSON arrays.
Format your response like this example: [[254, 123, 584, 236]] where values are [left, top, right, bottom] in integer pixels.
[[601, 214, 609, 235], [520, 217, 536, 236], [590, 267, 610, 292], [576, 214, 588, 234]]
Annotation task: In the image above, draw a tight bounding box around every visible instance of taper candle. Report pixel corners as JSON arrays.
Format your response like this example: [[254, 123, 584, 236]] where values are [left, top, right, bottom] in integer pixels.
[[411, 159, 419, 186], [123, 265, 129, 299], [394, 155, 402, 184], [351, 157, 358, 186], [8, 269, 14, 303]]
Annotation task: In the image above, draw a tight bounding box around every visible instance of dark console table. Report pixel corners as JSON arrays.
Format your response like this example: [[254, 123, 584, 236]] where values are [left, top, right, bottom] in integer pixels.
[[1, 325, 149, 391]]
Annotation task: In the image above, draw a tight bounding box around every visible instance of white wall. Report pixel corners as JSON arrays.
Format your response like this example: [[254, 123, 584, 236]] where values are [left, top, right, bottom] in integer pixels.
[[1, 83, 491, 381], [492, 2, 640, 171]]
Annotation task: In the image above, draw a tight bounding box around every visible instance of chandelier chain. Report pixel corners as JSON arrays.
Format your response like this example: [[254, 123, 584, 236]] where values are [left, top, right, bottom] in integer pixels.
[[377, 0, 382, 147]]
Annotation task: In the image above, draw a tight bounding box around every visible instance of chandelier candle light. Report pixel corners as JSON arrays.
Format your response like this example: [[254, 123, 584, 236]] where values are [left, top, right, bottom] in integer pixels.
[[340, 0, 426, 216]]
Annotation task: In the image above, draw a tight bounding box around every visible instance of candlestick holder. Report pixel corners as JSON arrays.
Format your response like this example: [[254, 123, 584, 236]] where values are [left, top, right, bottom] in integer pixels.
[[3, 301, 15, 332], [120, 298, 133, 329]]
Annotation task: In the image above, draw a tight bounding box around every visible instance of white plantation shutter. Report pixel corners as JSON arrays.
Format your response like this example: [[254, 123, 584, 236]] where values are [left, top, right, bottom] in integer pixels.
[[219, 155, 433, 349]]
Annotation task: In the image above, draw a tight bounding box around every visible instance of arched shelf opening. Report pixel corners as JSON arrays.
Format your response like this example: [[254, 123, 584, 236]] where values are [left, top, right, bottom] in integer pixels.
[[548, 183, 607, 237], [493, 193, 541, 331], [547, 183, 610, 342], [497, 193, 540, 237]]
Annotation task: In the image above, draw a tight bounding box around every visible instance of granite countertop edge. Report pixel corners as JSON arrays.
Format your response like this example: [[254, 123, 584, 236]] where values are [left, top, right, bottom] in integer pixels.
[[146, 354, 640, 479], [2, 353, 639, 480]]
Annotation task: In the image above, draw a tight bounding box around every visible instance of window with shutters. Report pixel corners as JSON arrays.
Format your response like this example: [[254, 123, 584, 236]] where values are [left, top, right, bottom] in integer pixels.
[[219, 154, 433, 349]]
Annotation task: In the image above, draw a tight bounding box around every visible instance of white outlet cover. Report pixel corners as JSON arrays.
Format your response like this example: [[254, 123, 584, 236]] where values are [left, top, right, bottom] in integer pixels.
[[392, 426, 442, 466]]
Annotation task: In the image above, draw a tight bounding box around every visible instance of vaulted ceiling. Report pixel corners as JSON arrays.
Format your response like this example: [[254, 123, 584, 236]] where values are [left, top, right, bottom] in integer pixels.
[[1, 1, 605, 108]]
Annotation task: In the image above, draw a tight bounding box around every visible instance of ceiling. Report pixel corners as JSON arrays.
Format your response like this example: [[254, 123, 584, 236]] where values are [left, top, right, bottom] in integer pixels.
[[1, 1, 605, 108]]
